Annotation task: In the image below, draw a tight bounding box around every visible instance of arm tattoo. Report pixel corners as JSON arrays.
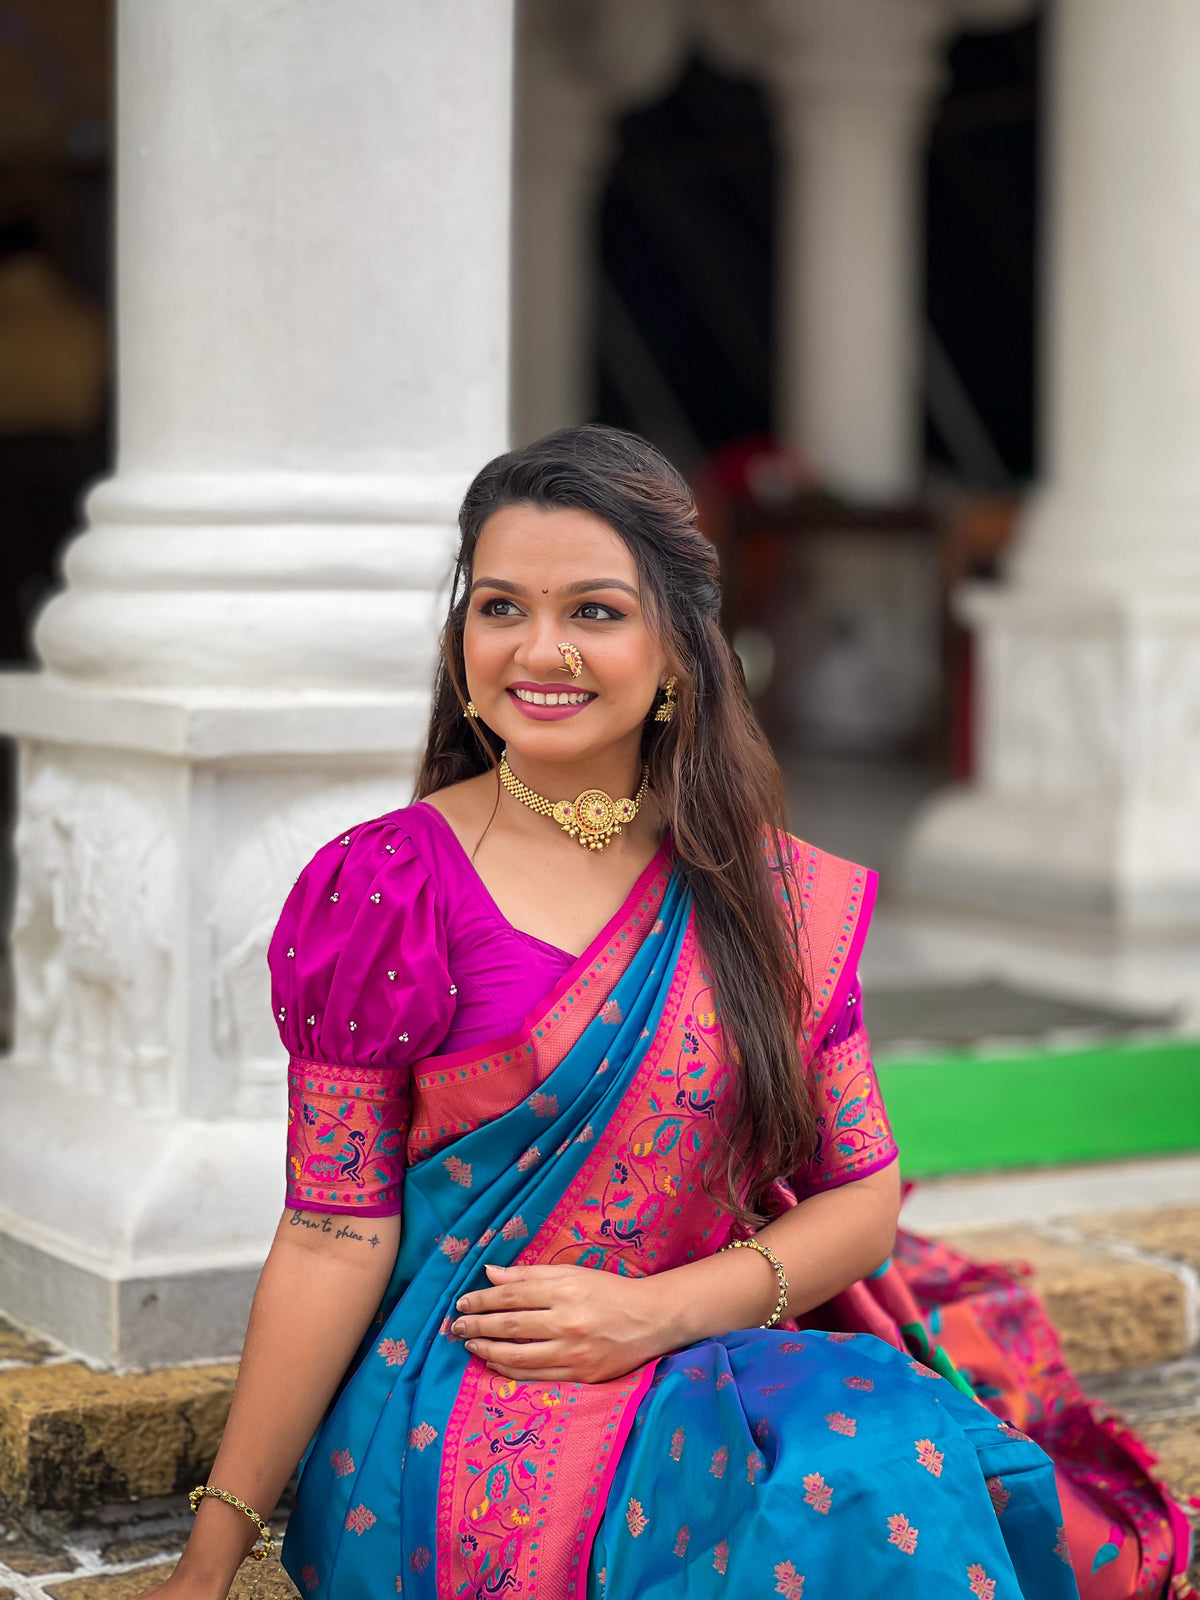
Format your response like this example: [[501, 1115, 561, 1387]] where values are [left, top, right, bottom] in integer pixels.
[[288, 1211, 382, 1247]]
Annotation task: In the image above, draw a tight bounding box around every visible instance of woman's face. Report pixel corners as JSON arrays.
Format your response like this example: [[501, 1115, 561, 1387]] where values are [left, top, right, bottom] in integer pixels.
[[463, 504, 668, 768]]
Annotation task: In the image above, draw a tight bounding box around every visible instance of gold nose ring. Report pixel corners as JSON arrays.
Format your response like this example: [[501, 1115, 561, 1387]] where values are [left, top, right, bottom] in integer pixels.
[[557, 642, 583, 680]]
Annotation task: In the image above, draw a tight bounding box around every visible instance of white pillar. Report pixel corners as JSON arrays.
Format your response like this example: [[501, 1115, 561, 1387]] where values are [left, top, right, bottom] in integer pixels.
[[0, 0, 513, 1365], [511, 0, 685, 448], [511, 12, 611, 447], [1015, 1, 1200, 593], [766, 0, 945, 504], [763, 0, 1033, 504], [903, 0, 1200, 931]]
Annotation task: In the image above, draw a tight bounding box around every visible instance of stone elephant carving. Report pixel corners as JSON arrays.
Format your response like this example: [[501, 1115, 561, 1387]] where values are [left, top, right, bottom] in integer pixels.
[[13, 758, 174, 1105], [210, 777, 408, 1118]]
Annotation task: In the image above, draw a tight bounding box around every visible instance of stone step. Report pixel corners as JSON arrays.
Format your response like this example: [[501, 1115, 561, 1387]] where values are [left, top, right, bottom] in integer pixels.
[[0, 1354, 237, 1516], [0, 1522, 297, 1600], [929, 1220, 1194, 1375], [38, 1556, 300, 1600]]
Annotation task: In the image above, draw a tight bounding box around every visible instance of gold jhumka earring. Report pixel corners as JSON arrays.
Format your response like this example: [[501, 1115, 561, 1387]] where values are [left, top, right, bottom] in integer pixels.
[[653, 677, 677, 723], [465, 701, 479, 719]]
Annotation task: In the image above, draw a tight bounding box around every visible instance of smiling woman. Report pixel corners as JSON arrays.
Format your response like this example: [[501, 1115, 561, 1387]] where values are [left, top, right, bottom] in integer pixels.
[[157, 427, 1191, 1600], [464, 517, 654, 744]]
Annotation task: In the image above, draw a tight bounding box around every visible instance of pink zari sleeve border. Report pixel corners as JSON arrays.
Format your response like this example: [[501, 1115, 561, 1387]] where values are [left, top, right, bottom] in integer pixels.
[[286, 1056, 411, 1217], [795, 1022, 898, 1197], [788, 839, 879, 1058]]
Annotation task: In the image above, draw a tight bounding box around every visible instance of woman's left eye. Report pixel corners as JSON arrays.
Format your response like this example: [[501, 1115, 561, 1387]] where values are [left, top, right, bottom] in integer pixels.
[[574, 603, 625, 622]]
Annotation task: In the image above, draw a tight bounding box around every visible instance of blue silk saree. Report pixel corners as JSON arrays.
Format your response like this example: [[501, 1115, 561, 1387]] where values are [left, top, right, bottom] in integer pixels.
[[269, 830, 1092, 1600]]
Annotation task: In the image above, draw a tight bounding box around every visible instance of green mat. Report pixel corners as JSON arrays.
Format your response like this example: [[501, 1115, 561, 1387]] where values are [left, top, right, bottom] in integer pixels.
[[876, 1037, 1200, 1176]]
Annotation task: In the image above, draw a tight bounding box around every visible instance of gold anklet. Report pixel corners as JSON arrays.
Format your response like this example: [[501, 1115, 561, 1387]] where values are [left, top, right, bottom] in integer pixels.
[[188, 1484, 275, 1561], [498, 753, 648, 853], [719, 1237, 790, 1329]]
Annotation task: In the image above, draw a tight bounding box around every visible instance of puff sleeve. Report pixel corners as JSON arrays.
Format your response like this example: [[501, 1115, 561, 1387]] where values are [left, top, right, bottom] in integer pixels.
[[268, 814, 456, 1217]]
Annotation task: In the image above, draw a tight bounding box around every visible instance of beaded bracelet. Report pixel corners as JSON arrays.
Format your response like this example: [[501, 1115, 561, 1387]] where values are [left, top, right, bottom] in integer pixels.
[[719, 1237, 790, 1329], [188, 1484, 275, 1562]]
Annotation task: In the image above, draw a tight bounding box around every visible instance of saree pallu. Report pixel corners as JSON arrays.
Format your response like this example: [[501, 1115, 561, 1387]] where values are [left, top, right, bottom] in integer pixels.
[[280, 844, 1189, 1600]]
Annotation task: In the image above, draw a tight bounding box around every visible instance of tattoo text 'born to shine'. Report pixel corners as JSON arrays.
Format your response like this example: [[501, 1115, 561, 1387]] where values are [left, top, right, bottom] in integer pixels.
[[289, 1211, 380, 1246]]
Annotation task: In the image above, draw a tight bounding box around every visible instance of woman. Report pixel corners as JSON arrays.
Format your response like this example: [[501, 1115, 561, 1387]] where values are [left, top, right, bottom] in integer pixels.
[[161, 427, 1189, 1600]]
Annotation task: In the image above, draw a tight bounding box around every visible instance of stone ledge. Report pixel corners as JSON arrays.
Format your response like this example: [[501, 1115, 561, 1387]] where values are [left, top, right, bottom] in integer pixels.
[[0, 1538, 80, 1576], [41, 1552, 298, 1600], [1138, 1411, 1200, 1594], [932, 1225, 1190, 1374], [0, 1363, 237, 1516], [100, 1534, 186, 1567], [1083, 1358, 1200, 1425], [1070, 1205, 1200, 1274], [0, 1316, 58, 1368], [1138, 1413, 1200, 1507], [43, 1568, 178, 1600]]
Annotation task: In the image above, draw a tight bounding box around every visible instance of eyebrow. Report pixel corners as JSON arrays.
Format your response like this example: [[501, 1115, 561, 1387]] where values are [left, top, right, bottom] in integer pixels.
[[469, 577, 639, 600]]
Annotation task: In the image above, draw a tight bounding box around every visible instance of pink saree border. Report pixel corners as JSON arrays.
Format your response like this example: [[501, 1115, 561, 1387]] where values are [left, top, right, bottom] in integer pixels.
[[513, 908, 702, 1278], [567, 1358, 658, 1594], [407, 843, 674, 1161], [434, 910, 704, 1599], [434, 1359, 657, 1600]]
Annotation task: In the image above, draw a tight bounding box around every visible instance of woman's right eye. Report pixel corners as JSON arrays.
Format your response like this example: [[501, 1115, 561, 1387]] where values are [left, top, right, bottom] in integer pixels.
[[479, 598, 521, 618]]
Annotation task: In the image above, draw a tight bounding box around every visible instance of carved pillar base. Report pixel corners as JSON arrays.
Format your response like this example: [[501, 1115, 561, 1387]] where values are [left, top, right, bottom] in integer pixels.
[[900, 587, 1200, 932], [0, 677, 422, 1365]]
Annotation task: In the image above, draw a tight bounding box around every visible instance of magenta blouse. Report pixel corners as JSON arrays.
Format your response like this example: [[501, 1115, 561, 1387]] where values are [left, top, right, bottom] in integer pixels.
[[269, 803, 875, 1217]]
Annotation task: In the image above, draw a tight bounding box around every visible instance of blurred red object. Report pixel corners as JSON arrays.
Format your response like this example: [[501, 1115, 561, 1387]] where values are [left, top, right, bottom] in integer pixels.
[[692, 434, 819, 552]]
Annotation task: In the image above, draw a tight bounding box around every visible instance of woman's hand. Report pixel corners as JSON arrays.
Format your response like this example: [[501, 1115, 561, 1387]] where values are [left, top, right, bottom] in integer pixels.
[[452, 1160, 902, 1386], [451, 1261, 673, 1384]]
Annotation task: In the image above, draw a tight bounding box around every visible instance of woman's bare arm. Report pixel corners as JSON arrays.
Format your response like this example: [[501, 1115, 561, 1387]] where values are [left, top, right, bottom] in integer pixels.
[[156, 1209, 400, 1600], [662, 1157, 902, 1345]]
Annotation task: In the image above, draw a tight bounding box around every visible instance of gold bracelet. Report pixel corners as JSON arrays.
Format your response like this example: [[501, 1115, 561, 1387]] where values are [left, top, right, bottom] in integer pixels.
[[188, 1484, 275, 1562], [719, 1237, 790, 1329]]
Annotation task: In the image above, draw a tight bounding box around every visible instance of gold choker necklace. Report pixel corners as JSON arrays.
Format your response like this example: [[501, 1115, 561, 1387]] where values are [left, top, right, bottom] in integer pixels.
[[499, 753, 649, 852]]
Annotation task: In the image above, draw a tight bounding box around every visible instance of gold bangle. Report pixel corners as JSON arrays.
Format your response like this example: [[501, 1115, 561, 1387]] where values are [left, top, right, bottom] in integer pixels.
[[188, 1484, 275, 1563], [719, 1237, 790, 1329]]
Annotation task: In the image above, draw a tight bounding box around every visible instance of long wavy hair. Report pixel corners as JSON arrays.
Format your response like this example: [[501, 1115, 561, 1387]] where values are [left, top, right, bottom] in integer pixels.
[[415, 424, 811, 1223]]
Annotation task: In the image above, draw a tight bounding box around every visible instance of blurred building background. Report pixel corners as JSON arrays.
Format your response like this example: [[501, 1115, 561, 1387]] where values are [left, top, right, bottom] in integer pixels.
[[0, 0, 1196, 1370]]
